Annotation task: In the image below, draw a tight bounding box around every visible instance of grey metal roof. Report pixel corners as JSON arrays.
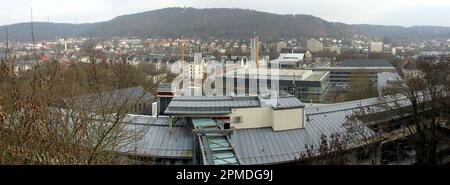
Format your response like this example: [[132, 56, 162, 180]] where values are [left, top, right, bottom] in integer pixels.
[[122, 114, 172, 125], [125, 93, 424, 163], [65, 86, 153, 109], [272, 96, 305, 110], [339, 59, 393, 67], [231, 107, 373, 165], [158, 83, 174, 92], [121, 117, 193, 159], [125, 90, 427, 163], [165, 96, 260, 115], [306, 98, 379, 115], [306, 94, 416, 115], [166, 95, 306, 115], [231, 93, 425, 165]]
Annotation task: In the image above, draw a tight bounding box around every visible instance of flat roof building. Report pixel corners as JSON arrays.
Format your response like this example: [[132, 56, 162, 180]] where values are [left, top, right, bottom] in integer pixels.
[[338, 59, 393, 67], [165, 95, 306, 131], [163, 94, 308, 164], [270, 53, 304, 68], [215, 68, 330, 103], [310, 59, 396, 87]]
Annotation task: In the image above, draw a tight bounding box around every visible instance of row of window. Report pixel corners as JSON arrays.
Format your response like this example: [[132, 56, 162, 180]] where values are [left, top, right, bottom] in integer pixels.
[[132, 103, 146, 113], [281, 86, 324, 94], [330, 79, 377, 82], [332, 72, 379, 75], [330, 76, 377, 79]]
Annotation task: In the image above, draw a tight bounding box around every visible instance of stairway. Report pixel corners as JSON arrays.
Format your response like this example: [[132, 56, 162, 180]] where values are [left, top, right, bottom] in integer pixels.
[[192, 118, 239, 165]]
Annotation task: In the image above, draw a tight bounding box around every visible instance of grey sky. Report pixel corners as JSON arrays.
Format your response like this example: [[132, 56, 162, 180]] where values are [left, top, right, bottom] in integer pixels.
[[1, 0, 450, 27]]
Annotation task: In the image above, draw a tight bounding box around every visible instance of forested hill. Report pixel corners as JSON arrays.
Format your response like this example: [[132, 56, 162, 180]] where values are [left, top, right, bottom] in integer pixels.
[[2, 7, 450, 42]]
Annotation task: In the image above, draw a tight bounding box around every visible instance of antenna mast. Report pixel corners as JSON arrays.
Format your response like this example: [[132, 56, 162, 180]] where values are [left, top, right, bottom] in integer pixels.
[[4, 27, 9, 59], [30, 8, 35, 45], [30, 8, 38, 64]]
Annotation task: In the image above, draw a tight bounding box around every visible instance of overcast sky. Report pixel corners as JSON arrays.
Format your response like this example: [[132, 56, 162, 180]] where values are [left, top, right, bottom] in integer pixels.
[[1, 0, 450, 27]]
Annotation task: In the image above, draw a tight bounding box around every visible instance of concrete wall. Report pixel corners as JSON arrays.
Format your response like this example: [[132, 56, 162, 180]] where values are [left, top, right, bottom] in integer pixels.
[[273, 108, 305, 131], [230, 107, 305, 131], [229, 107, 273, 129]]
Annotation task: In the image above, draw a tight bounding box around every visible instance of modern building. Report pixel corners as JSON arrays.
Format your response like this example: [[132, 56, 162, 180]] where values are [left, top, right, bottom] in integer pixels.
[[270, 53, 305, 68], [311, 59, 396, 87], [307, 39, 324, 52], [215, 68, 330, 103], [164, 94, 308, 164], [129, 94, 406, 165], [165, 95, 306, 131], [274, 49, 314, 66], [121, 91, 449, 165], [250, 35, 260, 66], [338, 59, 393, 68], [189, 52, 206, 80]]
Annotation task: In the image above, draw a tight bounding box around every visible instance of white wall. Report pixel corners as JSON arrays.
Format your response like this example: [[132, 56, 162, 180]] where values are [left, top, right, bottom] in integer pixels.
[[229, 107, 273, 129], [273, 108, 305, 131], [229, 107, 305, 131]]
